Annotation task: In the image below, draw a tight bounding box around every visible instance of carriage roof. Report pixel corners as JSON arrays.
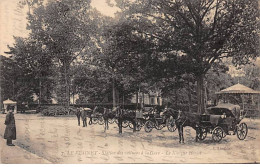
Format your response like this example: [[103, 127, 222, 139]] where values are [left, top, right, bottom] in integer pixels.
[[207, 103, 240, 118]]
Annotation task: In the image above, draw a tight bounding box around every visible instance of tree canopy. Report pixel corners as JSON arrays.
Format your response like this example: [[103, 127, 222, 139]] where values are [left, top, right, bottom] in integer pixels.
[[2, 0, 259, 112], [112, 0, 259, 112]]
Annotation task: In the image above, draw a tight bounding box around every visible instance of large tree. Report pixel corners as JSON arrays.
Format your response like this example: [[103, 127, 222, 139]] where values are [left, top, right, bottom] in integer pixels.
[[114, 0, 259, 113], [0, 55, 21, 108], [6, 37, 55, 104], [26, 0, 102, 106]]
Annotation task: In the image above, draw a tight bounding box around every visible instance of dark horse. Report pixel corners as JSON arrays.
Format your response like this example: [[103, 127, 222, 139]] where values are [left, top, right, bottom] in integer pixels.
[[171, 109, 201, 143], [103, 108, 109, 131], [115, 107, 136, 134], [76, 107, 92, 127], [103, 108, 117, 131], [76, 108, 81, 126]]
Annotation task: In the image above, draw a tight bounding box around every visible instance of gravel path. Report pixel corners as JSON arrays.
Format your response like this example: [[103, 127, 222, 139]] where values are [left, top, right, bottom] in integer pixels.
[[0, 114, 259, 163]]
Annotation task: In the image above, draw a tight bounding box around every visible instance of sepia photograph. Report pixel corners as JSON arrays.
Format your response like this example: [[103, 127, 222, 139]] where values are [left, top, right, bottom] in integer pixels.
[[0, 0, 259, 164]]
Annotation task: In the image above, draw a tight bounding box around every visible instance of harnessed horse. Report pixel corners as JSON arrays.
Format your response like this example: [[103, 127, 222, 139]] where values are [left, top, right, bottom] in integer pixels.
[[172, 109, 201, 143], [115, 107, 137, 134], [76, 107, 92, 127], [103, 108, 109, 131], [76, 108, 81, 126]]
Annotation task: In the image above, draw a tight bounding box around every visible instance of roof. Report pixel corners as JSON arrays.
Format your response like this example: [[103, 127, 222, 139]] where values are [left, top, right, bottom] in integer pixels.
[[210, 103, 240, 111], [216, 83, 260, 94], [208, 103, 240, 117], [3, 99, 17, 104]]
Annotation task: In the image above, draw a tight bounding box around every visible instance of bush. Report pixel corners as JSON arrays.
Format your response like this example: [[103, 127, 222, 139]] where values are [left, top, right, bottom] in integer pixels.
[[40, 105, 77, 116]]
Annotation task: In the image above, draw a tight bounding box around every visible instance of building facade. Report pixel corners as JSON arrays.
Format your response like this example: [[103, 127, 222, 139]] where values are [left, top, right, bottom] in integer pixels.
[[131, 90, 163, 106]]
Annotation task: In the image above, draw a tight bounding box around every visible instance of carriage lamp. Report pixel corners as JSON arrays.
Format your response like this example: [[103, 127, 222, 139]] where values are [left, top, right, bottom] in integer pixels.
[[221, 114, 226, 119]]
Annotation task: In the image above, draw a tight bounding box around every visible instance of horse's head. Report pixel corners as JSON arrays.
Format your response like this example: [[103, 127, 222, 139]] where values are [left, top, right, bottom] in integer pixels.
[[76, 108, 81, 114], [168, 108, 183, 120]]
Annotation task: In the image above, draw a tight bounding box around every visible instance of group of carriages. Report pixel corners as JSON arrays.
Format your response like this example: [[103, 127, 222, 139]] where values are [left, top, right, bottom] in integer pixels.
[[75, 103, 248, 143], [76, 105, 177, 133]]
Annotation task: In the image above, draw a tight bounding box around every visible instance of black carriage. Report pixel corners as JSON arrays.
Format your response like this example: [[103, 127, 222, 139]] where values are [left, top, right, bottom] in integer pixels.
[[120, 109, 136, 129], [197, 103, 248, 142], [133, 108, 150, 131], [91, 107, 105, 125], [144, 107, 177, 133], [106, 108, 118, 124], [116, 108, 147, 131]]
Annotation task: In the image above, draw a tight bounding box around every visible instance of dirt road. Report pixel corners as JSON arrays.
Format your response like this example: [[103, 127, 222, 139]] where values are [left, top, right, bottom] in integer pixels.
[[0, 114, 259, 163]]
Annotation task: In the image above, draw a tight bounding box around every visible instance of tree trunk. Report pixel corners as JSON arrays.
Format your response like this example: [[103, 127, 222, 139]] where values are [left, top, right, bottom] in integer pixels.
[[174, 89, 178, 109], [72, 91, 75, 105], [64, 62, 70, 108], [136, 91, 139, 109], [204, 81, 207, 109], [188, 82, 192, 112], [112, 77, 116, 108], [39, 78, 42, 107], [142, 92, 145, 108], [196, 74, 205, 114], [122, 94, 125, 109]]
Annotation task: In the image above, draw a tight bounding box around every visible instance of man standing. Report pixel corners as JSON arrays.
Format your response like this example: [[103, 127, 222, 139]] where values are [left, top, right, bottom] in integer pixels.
[[4, 106, 16, 146]]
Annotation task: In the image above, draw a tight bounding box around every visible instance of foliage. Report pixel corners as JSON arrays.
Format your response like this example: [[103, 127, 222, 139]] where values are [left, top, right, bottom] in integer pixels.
[[5, 36, 55, 104], [25, 0, 102, 106], [232, 61, 260, 90], [113, 0, 259, 112]]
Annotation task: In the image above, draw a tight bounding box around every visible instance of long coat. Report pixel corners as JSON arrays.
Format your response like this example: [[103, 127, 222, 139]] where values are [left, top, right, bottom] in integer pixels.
[[4, 112, 16, 140]]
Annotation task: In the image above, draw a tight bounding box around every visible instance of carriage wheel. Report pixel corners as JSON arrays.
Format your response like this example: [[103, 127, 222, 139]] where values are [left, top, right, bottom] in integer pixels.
[[166, 118, 177, 132], [154, 122, 164, 130], [122, 120, 129, 128], [197, 128, 207, 141], [98, 117, 104, 125], [92, 118, 98, 124], [136, 120, 142, 131], [49, 113, 55, 116], [108, 119, 114, 124], [222, 131, 227, 138], [129, 121, 134, 129], [144, 120, 154, 133], [237, 123, 248, 140], [114, 119, 118, 124], [141, 120, 146, 127], [212, 126, 224, 142]]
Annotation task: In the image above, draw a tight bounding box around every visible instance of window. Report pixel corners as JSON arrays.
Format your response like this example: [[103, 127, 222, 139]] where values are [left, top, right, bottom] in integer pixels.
[[151, 97, 155, 105]]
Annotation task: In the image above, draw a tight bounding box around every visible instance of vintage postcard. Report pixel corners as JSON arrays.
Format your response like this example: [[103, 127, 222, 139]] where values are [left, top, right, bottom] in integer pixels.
[[0, 0, 259, 164]]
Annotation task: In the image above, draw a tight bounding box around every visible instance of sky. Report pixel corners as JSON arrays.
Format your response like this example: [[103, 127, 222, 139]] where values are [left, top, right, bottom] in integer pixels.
[[0, 0, 119, 56]]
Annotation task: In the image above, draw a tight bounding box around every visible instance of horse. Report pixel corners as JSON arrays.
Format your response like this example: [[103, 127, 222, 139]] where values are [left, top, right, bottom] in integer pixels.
[[92, 106, 105, 125], [115, 106, 124, 134], [77, 107, 92, 127], [76, 108, 81, 126], [171, 109, 201, 143], [85, 107, 93, 125], [103, 108, 109, 131], [115, 107, 136, 134]]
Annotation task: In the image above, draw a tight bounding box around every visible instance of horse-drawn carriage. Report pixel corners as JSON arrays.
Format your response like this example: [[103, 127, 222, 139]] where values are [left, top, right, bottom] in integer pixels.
[[114, 108, 149, 131], [196, 103, 248, 142], [120, 107, 175, 132], [144, 107, 177, 133], [91, 107, 118, 125], [89, 107, 104, 125], [120, 109, 137, 129]]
